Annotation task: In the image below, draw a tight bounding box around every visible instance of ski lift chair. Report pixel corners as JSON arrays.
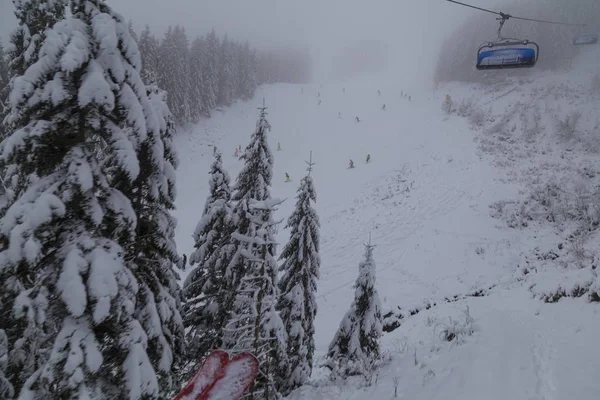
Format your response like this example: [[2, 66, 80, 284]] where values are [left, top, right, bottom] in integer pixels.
[[476, 13, 539, 70]]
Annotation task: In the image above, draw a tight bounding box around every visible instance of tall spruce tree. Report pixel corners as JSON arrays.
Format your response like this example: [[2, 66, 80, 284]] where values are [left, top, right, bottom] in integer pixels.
[[158, 26, 177, 118], [0, 1, 167, 397], [0, 329, 11, 399], [277, 153, 320, 395], [183, 147, 234, 369], [138, 25, 159, 85], [238, 42, 258, 100], [170, 25, 191, 124], [222, 104, 287, 399], [0, 40, 9, 140], [128, 19, 138, 43], [217, 34, 235, 107], [325, 239, 382, 379], [189, 36, 206, 122], [6, 0, 66, 78], [1, 0, 67, 210], [124, 82, 185, 397], [202, 29, 219, 114]]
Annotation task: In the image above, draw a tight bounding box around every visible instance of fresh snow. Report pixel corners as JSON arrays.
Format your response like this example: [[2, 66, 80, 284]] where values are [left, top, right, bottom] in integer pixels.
[[173, 49, 600, 398]]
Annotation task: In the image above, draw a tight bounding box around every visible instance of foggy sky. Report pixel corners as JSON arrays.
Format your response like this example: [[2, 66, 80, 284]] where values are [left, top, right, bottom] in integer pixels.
[[0, 0, 521, 86]]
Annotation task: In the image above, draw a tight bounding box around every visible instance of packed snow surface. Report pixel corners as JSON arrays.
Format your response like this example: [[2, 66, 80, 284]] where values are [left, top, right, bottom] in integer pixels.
[[173, 50, 600, 398]]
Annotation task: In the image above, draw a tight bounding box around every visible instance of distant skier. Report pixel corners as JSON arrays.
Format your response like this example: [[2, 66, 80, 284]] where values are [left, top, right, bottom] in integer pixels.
[[285, 173, 291, 182], [300, 179, 305, 186], [381, 104, 386, 111], [366, 153, 371, 163], [355, 116, 360, 123], [235, 147, 239, 157], [349, 159, 355, 169], [277, 142, 281, 151], [409, 96, 411, 101], [338, 112, 342, 119], [318, 92, 321, 97], [343, 87, 346, 93], [318, 99, 322, 106], [301, 88, 304, 94], [377, 90, 381, 96]]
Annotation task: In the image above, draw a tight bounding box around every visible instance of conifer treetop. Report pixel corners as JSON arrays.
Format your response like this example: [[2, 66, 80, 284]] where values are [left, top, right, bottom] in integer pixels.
[[305, 150, 316, 176], [232, 99, 273, 203]]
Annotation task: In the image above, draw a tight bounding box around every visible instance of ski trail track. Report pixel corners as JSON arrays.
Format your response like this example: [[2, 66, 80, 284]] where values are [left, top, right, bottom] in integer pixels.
[[389, 289, 600, 400]]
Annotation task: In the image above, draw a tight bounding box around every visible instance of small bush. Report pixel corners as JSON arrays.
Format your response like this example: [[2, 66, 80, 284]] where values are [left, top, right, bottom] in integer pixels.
[[435, 306, 475, 345], [457, 99, 474, 117], [469, 109, 485, 127], [591, 73, 600, 95], [556, 111, 582, 140]]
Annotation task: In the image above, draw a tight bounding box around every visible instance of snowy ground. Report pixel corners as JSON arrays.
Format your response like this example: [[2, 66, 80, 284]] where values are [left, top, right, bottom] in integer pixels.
[[172, 48, 600, 399]]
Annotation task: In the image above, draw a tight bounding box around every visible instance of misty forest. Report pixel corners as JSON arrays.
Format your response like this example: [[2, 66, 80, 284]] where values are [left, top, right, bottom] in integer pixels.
[[0, 0, 599, 399]]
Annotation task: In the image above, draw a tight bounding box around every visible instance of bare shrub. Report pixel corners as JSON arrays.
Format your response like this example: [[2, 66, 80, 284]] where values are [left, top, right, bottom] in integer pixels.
[[568, 232, 595, 268], [591, 73, 600, 95], [457, 99, 474, 117], [435, 307, 475, 345], [556, 111, 582, 140], [522, 106, 542, 142], [468, 109, 485, 127]]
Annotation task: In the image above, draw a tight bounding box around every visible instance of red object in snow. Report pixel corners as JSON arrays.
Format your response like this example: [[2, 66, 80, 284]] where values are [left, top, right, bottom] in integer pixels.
[[173, 351, 259, 400]]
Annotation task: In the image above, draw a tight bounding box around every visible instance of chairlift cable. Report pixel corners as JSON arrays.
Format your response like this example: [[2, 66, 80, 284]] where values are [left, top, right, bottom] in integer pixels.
[[446, 0, 499, 17], [508, 15, 584, 27], [445, 0, 585, 27]]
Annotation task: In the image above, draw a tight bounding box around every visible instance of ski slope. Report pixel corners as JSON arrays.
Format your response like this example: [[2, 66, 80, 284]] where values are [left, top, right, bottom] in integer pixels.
[[172, 63, 600, 398]]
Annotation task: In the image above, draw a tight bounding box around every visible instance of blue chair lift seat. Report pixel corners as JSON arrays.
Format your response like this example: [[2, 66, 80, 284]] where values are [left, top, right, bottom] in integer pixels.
[[476, 41, 539, 70], [573, 33, 598, 46]]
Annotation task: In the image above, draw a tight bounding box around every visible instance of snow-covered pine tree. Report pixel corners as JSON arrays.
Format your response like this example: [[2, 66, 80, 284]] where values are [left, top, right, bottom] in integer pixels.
[[0, 1, 165, 397], [202, 29, 220, 115], [0, 39, 9, 140], [1, 0, 66, 209], [228, 41, 241, 101], [158, 26, 177, 116], [224, 103, 274, 300], [248, 48, 259, 99], [222, 103, 288, 399], [231, 41, 243, 99], [138, 25, 159, 85], [324, 238, 383, 379], [235, 43, 247, 100], [225, 196, 288, 400], [6, 0, 66, 80], [238, 42, 258, 100], [217, 34, 235, 107], [277, 153, 320, 395], [189, 36, 206, 122], [121, 82, 186, 397], [0, 329, 12, 399], [128, 19, 138, 43], [183, 147, 234, 372], [170, 25, 192, 124]]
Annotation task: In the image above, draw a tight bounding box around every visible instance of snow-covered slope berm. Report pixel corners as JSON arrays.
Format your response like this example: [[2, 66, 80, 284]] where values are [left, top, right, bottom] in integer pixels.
[[441, 45, 600, 304], [172, 52, 600, 398]]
